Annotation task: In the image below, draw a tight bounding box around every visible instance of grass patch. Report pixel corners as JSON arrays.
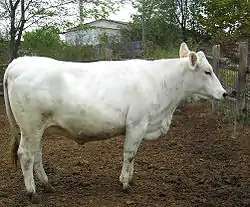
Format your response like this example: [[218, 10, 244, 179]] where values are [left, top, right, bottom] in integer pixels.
[[150, 47, 178, 59]]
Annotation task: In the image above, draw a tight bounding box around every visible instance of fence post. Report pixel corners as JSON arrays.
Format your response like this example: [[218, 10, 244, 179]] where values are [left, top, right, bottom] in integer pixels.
[[248, 35, 250, 68], [211, 45, 220, 113], [235, 42, 248, 131]]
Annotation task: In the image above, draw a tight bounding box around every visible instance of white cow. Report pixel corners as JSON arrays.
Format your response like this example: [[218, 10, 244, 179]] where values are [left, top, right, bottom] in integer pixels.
[[3, 43, 227, 204]]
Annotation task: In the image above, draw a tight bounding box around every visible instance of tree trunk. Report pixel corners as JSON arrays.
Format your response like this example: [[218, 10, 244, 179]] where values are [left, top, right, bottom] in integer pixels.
[[8, 0, 25, 63], [181, 26, 187, 42], [8, 31, 16, 62], [79, 0, 83, 24]]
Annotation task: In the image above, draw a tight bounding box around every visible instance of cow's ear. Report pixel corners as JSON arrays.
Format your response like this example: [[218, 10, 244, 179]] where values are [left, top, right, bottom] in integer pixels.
[[179, 42, 190, 58], [188, 52, 198, 70]]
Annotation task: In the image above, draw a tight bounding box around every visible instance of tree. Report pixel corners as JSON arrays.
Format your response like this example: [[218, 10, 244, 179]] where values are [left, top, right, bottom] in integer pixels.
[[78, 0, 124, 24], [22, 26, 63, 57], [156, 0, 204, 42], [199, 0, 250, 43], [0, 0, 69, 62], [0, 0, 124, 62], [129, 0, 203, 44]]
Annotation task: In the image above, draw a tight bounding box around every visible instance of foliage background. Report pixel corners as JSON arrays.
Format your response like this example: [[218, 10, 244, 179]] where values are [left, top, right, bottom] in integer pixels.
[[0, 0, 249, 64]]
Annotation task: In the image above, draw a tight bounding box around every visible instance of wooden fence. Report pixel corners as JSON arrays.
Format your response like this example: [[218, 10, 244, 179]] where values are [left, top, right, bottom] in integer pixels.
[[208, 42, 249, 131]]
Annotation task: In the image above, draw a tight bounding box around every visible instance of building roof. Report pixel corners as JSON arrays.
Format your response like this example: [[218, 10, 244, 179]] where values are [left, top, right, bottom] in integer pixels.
[[86, 19, 129, 26], [62, 19, 129, 34]]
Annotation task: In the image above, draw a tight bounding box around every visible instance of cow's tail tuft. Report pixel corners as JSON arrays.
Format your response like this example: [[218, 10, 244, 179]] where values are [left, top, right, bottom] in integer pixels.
[[3, 62, 20, 168]]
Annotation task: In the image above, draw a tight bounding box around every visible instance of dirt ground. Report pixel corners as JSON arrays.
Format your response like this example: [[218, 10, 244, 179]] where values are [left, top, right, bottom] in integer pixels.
[[0, 99, 249, 207]]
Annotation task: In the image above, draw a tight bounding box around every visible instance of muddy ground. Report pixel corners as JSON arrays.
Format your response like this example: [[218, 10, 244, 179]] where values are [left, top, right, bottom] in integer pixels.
[[0, 100, 249, 207]]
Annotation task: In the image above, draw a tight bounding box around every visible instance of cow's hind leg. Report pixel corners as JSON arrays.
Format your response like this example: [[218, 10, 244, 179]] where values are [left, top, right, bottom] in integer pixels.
[[18, 129, 43, 204], [34, 140, 54, 193], [119, 119, 147, 192]]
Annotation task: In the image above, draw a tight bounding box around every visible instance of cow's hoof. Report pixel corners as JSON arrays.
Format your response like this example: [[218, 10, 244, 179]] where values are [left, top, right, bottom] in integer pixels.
[[129, 177, 135, 186], [27, 193, 41, 204], [121, 185, 133, 194], [44, 183, 55, 193]]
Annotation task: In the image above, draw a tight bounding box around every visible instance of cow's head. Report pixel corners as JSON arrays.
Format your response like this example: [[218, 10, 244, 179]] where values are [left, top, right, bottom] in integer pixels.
[[179, 43, 227, 100]]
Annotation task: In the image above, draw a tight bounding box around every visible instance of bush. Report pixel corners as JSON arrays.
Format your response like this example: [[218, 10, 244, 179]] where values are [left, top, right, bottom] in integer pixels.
[[59, 44, 94, 61], [22, 26, 95, 61]]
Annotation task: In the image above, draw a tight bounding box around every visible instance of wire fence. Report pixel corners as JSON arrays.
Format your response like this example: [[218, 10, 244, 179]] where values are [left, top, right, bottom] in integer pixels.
[[219, 68, 238, 116], [205, 42, 249, 130], [217, 44, 239, 117]]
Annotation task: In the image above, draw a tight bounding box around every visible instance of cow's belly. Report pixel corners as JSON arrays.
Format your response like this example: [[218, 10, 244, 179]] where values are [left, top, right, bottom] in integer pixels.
[[45, 113, 126, 144], [45, 125, 125, 144]]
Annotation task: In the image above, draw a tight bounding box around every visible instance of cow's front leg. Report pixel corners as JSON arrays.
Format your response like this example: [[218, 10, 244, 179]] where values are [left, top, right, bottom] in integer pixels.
[[119, 119, 147, 192], [119, 151, 135, 191]]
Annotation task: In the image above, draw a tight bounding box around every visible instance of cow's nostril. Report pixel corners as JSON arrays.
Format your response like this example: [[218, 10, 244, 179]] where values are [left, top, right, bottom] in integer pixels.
[[223, 93, 228, 98]]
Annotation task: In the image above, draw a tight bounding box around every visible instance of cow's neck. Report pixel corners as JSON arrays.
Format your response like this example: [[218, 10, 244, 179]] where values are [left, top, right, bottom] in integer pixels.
[[159, 61, 193, 109]]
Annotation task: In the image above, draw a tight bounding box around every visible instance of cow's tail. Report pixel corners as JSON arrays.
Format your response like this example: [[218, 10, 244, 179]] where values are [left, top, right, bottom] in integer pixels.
[[3, 63, 20, 167]]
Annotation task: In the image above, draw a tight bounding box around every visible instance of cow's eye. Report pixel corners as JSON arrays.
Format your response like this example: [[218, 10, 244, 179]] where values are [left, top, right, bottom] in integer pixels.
[[205, 71, 211, 76]]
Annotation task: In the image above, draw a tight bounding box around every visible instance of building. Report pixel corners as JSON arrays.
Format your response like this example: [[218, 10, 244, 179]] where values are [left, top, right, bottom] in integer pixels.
[[62, 19, 143, 59], [63, 19, 128, 46]]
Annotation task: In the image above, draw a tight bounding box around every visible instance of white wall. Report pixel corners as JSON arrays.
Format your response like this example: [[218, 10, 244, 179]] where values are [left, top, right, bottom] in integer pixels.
[[65, 28, 121, 46], [64, 20, 127, 46]]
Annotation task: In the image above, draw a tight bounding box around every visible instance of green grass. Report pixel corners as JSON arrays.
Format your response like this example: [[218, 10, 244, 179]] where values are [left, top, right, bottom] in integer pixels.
[[150, 48, 178, 59]]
